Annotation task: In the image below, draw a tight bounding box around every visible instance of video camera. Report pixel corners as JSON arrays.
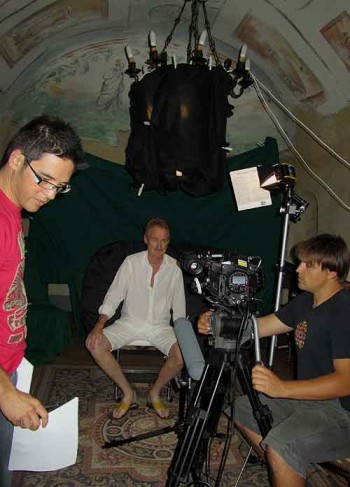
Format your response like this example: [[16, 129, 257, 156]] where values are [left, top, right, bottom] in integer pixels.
[[180, 250, 264, 310], [179, 250, 264, 349]]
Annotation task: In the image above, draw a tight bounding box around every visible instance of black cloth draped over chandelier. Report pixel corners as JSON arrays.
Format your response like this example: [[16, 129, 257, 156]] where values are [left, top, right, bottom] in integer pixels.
[[125, 63, 234, 196], [123, 0, 253, 196]]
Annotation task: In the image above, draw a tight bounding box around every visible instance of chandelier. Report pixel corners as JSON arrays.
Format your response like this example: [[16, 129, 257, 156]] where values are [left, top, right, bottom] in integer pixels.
[[125, 0, 252, 97], [123, 0, 253, 197]]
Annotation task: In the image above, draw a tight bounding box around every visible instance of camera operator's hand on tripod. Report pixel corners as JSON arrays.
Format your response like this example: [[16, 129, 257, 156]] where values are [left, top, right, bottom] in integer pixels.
[[197, 311, 212, 334], [252, 363, 286, 398]]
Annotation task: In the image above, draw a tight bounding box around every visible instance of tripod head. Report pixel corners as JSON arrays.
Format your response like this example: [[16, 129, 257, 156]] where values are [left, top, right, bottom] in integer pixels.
[[208, 309, 255, 352]]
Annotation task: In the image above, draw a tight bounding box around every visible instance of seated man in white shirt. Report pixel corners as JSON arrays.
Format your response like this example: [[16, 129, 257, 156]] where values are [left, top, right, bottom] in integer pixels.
[[86, 218, 186, 419]]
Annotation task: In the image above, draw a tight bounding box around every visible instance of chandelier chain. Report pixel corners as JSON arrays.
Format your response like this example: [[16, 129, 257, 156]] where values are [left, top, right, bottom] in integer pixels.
[[160, 1, 220, 65], [161, 0, 189, 54], [202, 1, 220, 65], [187, 0, 200, 62]]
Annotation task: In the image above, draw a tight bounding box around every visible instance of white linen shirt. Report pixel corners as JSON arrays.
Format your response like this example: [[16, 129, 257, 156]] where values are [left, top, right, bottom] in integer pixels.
[[98, 251, 186, 326]]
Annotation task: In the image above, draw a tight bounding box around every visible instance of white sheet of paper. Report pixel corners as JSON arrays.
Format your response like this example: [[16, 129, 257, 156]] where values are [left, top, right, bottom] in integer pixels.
[[15, 357, 33, 393], [9, 397, 79, 472], [230, 167, 272, 211]]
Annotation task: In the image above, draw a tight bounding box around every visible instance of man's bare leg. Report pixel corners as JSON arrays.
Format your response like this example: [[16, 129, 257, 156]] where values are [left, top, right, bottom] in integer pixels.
[[266, 447, 305, 487], [87, 335, 134, 417], [148, 342, 183, 417], [236, 422, 305, 487], [235, 422, 266, 460]]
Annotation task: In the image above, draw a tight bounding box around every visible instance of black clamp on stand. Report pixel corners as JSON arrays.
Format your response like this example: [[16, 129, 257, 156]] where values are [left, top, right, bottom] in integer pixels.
[[166, 314, 273, 487]]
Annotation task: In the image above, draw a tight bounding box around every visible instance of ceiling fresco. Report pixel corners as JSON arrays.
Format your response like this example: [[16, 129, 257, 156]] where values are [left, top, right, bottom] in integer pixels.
[[0, 0, 108, 66], [0, 0, 349, 161], [235, 14, 325, 104], [321, 11, 350, 73]]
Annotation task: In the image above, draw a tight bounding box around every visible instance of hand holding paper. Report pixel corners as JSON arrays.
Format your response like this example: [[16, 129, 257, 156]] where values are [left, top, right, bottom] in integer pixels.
[[0, 359, 48, 429], [9, 358, 79, 472], [9, 397, 79, 471], [2, 388, 48, 430]]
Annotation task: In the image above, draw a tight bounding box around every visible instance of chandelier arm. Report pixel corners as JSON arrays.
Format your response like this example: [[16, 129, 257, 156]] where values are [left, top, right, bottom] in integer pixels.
[[161, 0, 189, 54], [201, 1, 220, 65]]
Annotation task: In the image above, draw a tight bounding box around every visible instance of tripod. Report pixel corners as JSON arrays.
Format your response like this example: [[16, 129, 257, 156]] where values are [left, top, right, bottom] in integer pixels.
[[166, 315, 272, 487], [102, 373, 190, 449]]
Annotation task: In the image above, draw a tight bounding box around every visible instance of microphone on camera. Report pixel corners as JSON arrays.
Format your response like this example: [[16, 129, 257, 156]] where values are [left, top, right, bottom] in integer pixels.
[[174, 318, 205, 381]]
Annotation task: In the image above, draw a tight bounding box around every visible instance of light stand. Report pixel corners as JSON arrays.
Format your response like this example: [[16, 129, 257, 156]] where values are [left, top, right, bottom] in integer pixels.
[[267, 183, 308, 368]]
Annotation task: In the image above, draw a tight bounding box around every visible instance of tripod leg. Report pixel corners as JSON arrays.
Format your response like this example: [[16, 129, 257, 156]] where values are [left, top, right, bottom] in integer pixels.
[[234, 446, 253, 487], [166, 357, 229, 487]]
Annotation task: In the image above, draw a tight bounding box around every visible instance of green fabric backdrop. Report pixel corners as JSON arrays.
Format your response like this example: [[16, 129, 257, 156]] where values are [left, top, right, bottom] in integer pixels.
[[24, 137, 282, 346]]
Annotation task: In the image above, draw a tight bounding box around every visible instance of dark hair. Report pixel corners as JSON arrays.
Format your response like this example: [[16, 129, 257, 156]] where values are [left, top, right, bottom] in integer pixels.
[[0, 115, 85, 169], [144, 218, 170, 235], [291, 234, 350, 282]]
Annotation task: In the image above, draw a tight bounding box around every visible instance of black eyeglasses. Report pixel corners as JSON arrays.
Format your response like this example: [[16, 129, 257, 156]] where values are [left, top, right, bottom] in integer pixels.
[[23, 155, 71, 194]]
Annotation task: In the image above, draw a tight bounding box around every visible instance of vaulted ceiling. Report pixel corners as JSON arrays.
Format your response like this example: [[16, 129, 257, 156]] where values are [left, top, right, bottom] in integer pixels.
[[0, 0, 349, 159]]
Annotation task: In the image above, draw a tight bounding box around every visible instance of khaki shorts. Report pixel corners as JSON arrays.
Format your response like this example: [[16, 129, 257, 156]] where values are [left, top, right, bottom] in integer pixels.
[[234, 394, 350, 478], [103, 319, 177, 356]]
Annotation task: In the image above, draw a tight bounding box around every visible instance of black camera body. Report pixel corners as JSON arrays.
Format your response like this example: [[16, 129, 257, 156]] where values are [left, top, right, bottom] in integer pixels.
[[180, 251, 264, 312], [180, 250, 264, 349]]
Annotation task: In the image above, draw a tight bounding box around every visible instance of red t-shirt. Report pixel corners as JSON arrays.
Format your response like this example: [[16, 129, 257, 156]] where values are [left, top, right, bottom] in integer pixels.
[[0, 189, 27, 374]]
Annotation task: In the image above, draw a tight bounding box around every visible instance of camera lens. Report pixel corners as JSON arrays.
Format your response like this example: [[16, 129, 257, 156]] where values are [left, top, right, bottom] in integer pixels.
[[180, 253, 204, 275]]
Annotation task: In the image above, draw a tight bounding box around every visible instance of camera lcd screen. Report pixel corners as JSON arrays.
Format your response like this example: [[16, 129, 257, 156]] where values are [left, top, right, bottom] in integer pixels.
[[231, 275, 246, 285]]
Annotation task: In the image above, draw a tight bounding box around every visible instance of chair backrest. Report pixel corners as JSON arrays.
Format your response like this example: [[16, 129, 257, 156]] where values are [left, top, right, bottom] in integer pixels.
[[82, 241, 145, 330], [81, 240, 215, 332]]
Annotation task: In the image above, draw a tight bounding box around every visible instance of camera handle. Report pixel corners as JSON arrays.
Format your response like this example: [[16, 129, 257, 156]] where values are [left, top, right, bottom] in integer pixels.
[[238, 314, 273, 438]]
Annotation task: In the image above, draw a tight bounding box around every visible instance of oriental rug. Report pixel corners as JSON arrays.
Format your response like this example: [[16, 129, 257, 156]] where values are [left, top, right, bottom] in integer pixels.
[[12, 365, 339, 487]]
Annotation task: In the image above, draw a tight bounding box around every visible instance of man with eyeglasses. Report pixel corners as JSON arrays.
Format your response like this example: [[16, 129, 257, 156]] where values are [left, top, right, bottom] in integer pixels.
[[0, 115, 84, 486]]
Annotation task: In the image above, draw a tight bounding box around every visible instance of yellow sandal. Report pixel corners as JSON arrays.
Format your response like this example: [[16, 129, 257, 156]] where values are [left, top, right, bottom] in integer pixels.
[[112, 391, 138, 419], [147, 396, 169, 419]]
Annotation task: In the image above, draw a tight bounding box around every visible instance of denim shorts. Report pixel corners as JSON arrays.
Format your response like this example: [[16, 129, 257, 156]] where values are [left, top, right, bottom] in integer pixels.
[[234, 394, 350, 478]]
